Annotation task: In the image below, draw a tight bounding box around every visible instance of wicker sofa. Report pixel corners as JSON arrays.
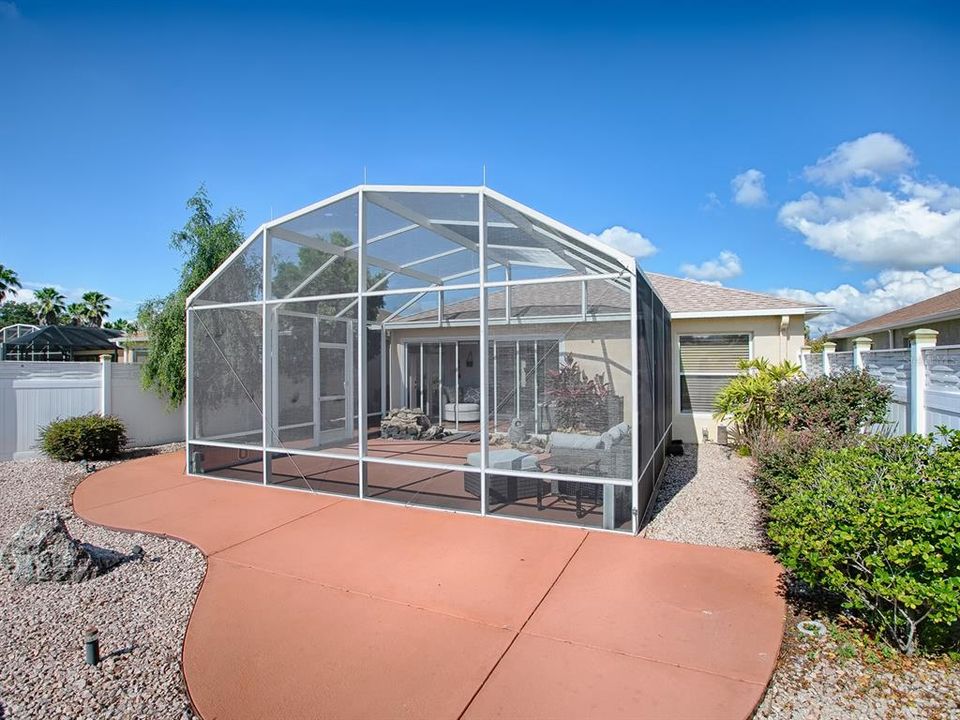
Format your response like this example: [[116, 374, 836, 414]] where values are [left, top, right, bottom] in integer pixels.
[[540, 422, 632, 518]]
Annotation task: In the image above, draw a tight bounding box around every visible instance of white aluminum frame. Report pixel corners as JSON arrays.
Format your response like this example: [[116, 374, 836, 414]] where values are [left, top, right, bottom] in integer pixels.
[[186, 185, 673, 536]]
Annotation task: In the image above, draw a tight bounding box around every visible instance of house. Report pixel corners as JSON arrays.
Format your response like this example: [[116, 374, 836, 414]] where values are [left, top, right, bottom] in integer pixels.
[[646, 273, 830, 443], [831, 287, 960, 350], [1, 325, 122, 362], [112, 333, 151, 363], [394, 274, 830, 445], [184, 185, 829, 534]]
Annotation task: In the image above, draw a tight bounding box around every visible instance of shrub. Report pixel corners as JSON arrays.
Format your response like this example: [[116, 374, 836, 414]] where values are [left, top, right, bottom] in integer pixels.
[[767, 430, 960, 655], [776, 369, 892, 436], [545, 354, 612, 431], [712, 358, 801, 450], [39, 414, 128, 461], [751, 428, 851, 507]]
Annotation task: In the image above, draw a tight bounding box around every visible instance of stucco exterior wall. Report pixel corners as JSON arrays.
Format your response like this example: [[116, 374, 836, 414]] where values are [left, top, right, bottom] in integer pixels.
[[387, 311, 809, 445], [387, 320, 634, 430], [671, 314, 806, 444]]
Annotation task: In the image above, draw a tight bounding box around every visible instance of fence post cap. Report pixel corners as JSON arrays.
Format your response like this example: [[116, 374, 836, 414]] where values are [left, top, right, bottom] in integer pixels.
[[821, 341, 837, 351], [908, 328, 939, 343], [98, 353, 113, 361], [852, 336, 873, 345]]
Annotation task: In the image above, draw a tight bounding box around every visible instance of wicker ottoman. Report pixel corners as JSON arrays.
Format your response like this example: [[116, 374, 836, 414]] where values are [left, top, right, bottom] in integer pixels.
[[463, 449, 544, 503]]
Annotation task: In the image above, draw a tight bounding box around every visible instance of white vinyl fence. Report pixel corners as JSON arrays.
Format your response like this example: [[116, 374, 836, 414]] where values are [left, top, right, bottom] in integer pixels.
[[0, 358, 184, 460], [801, 330, 960, 437]]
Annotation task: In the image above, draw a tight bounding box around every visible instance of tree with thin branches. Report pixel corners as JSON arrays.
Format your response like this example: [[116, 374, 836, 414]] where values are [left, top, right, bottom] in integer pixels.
[[140, 185, 247, 407]]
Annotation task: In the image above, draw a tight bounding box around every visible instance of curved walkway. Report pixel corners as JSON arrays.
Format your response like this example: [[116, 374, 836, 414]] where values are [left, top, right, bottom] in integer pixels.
[[74, 451, 785, 720]]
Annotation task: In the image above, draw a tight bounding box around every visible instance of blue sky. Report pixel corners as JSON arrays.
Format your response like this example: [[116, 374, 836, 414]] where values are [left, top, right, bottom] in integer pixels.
[[1, 1, 958, 330]]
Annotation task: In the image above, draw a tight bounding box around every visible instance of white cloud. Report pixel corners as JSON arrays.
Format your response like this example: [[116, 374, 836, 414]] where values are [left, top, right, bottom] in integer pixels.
[[731, 169, 767, 206], [0, 1, 19, 20], [680, 250, 743, 281], [701, 192, 723, 211], [778, 179, 960, 268], [804, 132, 915, 185], [591, 226, 658, 258], [775, 266, 960, 334]]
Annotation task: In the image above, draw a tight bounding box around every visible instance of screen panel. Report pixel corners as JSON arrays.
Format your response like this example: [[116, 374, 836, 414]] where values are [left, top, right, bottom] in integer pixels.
[[190, 305, 263, 446]]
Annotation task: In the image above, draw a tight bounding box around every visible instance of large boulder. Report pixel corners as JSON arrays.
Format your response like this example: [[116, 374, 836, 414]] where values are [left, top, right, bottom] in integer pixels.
[[1, 510, 136, 585], [381, 408, 443, 440]]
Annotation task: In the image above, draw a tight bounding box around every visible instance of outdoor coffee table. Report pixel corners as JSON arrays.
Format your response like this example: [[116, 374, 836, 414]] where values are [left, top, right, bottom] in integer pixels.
[[463, 449, 544, 503]]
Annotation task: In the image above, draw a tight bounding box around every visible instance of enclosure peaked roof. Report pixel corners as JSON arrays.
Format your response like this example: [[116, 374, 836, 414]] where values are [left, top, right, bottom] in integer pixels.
[[187, 185, 647, 308]]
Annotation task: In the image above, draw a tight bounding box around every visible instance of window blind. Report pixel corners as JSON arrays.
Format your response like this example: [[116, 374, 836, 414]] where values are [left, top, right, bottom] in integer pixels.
[[678, 334, 750, 413], [679, 335, 750, 373]]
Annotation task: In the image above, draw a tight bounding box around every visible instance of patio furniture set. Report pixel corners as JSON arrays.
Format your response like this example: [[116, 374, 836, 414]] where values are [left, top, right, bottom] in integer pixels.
[[463, 421, 632, 519]]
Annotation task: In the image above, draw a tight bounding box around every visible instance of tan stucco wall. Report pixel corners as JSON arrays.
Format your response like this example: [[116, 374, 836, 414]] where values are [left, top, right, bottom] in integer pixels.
[[388, 320, 633, 428], [387, 312, 809, 445], [671, 314, 806, 444]]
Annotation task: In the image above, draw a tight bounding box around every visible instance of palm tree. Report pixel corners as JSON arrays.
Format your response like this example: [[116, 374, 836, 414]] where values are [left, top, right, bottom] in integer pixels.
[[0, 264, 21, 302], [105, 318, 137, 334], [66, 302, 88, 326], [81, 291, 111, 327], [34, 287, 66, 325]]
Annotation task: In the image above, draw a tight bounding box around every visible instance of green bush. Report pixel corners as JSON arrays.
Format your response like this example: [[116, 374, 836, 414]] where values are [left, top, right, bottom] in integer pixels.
[[712, 358, 801, 449], [752, 428, 851, 507], [768, 430, 960, 655], [39, 414, 128, 461], [775, 369, 892, 436]]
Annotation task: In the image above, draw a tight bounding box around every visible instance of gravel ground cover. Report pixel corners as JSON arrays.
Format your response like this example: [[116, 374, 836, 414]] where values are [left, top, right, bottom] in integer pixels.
[[756, 608, 960, 720], [0, 446, 204, 720], [644, 441, 960, 720], [643, 442, 766, 550]]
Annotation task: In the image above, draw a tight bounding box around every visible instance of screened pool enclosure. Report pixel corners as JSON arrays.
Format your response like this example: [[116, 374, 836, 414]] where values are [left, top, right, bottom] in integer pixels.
[[186, 186, 672, 534]]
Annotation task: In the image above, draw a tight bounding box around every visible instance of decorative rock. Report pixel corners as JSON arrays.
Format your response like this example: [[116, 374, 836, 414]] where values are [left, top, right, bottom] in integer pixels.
[[507, 418, 526, 444], [1, 510, 130, 584], [380, 408, 446, 441]]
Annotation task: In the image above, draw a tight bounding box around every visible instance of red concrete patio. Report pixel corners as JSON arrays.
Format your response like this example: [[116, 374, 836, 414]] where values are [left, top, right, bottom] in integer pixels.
[[73, 451, 785, 720]]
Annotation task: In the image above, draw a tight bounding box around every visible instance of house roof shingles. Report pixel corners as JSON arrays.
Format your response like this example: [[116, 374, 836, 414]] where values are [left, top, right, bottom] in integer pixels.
[[397, 272, 822, 323], [831, 287, 960, 339], [644, 273, 819, 314]]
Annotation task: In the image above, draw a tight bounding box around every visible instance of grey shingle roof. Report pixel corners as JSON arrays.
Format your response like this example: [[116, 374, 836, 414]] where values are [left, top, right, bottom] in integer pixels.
[[645, 273, 819, 314], [396, 273, 819, 322]]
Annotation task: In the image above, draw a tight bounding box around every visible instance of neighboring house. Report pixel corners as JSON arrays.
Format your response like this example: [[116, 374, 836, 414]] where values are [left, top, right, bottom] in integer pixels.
[[831, 287, 960, 350], [112, 333, 151, 363], [1, 325, 122, 362]]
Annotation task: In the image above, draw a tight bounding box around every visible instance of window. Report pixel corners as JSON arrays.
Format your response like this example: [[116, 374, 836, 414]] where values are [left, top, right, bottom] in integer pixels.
[[678, 334, 750, 413]]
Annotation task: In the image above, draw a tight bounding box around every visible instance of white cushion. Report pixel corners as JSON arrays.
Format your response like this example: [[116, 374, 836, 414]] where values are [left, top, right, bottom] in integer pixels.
[[466, 449, 537, 470], [444, 403, 480, 422], [548, 432, 602, 450]]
